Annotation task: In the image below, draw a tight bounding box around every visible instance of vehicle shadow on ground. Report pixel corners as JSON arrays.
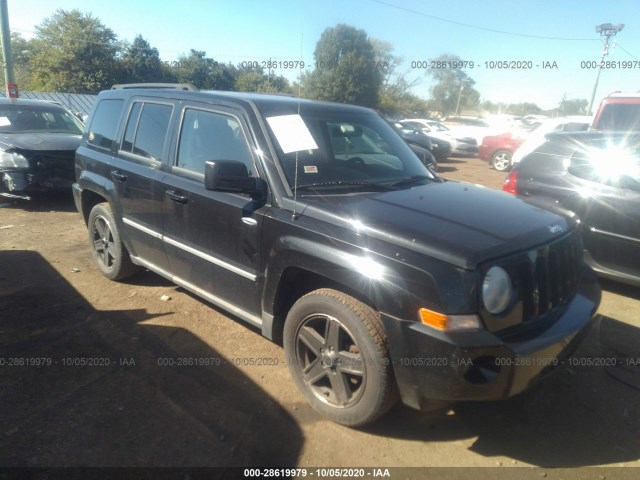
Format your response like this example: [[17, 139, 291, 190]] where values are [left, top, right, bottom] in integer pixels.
[[437, 158, 469, 173], [124, 268, 176, 288], [0, 250, 303, 467], [1, 191, 77, 213], [601, 278, 640, 301], [364, 315, 640, 468], [439, 158, 467, 164]]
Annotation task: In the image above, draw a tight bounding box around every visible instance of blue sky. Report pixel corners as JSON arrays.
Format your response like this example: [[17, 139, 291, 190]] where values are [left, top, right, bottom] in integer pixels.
[[8, 0, 640, 111]]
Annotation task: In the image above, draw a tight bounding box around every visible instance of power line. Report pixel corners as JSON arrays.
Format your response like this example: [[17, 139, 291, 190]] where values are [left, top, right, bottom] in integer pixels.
[[369, 0, 600, 41], [616, 43, 639, 61]]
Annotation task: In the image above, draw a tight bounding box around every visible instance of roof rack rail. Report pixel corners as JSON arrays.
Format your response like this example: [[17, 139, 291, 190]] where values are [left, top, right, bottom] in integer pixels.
[[111, 83, 199, 91], [256, 91, 299, 98]]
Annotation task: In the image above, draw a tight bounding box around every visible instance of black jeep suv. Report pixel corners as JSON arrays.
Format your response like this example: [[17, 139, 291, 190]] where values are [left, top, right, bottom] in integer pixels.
[[74, 85, 601, 426]]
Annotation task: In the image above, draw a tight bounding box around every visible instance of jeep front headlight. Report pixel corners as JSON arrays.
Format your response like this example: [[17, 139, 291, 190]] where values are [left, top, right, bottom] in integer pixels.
[[0, 151, 29, 169], [482, 266, 513, 314]]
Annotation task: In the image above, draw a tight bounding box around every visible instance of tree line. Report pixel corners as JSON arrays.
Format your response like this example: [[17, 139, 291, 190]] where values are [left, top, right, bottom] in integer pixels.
[[5, 9, 587, 118]]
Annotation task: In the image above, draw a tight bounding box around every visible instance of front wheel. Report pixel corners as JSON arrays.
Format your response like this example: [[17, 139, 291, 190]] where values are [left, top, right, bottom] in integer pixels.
[[283, 288, 398, 426], [491, 149, 512, 171], [88, 202, 139, 281]]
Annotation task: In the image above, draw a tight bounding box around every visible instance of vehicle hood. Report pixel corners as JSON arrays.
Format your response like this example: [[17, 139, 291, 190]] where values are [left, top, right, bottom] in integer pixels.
[[299, 181, 575, 270], [0, 133, 82, 151]]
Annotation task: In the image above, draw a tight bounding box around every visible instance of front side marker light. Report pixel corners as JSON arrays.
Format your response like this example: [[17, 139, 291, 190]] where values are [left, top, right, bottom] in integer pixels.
[[419, 308, 482, 331]]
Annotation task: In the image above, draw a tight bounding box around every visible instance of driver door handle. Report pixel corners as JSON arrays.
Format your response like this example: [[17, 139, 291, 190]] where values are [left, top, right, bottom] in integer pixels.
[[111, 171, 127, 182], [165, 190, 189, 204]]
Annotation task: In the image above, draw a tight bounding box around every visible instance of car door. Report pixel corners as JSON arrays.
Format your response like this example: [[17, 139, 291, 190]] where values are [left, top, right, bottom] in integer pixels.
[[563, 158, 640, 280], [110, 99, 176, 270], [160, 104, 266, 323]]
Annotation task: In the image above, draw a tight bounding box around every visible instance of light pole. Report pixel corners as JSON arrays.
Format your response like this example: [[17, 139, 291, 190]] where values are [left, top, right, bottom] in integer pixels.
[[0, 0, 18, 98], [587, 23, 624, 115], [454, 79, 467, 117]]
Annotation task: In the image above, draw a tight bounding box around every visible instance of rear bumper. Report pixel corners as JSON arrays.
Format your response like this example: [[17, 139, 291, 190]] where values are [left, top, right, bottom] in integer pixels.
[[383, 270, 601, 410], [452, 143, 479, 156]]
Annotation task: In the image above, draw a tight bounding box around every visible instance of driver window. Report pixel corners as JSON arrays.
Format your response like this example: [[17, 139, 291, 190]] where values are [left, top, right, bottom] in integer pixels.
[[176, 109, 255, 176]]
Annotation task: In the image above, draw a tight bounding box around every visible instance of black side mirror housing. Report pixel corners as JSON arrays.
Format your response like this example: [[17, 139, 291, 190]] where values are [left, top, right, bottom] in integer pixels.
[[205, 160, 257, 193]]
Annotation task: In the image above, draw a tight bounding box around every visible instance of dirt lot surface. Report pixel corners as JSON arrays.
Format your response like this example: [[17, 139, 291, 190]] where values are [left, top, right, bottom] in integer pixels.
[[1, 156, 639, 478]]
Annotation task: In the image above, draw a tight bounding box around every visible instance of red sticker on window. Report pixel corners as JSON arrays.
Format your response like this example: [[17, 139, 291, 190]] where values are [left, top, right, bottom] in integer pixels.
[[303, 166, 318, 173]]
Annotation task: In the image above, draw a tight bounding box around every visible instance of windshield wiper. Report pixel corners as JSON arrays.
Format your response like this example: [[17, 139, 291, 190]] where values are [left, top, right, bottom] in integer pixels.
[[389, 175, 432, 188], [296, 180, 393, 191]]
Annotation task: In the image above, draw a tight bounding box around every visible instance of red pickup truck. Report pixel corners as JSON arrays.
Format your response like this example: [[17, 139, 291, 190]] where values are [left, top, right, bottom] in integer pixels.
[[591, 92, 640, 130]]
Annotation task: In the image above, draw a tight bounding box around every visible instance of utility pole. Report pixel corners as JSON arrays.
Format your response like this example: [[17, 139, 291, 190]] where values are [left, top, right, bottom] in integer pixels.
[[0, 0, 17, 98], [454, 79, 466, 117], [587, 23, 624, 115]]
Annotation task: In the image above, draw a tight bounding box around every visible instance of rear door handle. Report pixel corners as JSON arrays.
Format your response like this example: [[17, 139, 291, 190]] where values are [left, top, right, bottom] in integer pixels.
[[111, 171, 127, 182], [165, 190, 189, 204]]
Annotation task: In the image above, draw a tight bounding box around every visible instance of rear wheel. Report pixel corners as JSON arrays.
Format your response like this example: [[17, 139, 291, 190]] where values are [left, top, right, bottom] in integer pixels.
[[283, 288, 398, 426], [88, 203, 139, 281], [491, 149, 512, 171]]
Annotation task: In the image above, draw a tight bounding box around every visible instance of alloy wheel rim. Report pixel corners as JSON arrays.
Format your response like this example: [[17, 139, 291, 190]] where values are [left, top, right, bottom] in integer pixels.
[[294, 313, 366, 408], [494, 153, 510, 170], [91, 215, 115, 270]]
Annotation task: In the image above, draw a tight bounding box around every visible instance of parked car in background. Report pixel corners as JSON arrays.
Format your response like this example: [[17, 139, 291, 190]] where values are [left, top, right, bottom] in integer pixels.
[[482, 116, 590, 172], [591, 92, 640, 131], [442, 115, 520, 147], [504, 130, 640, 287], [390, 122, 438, 170], [397, 121, 452, 162], [478, 129, 529, 172], [400, 118, 477, 156], [406, 142, 438, 172], [511, 116, 592, 165], [0, 98, 84, 199]]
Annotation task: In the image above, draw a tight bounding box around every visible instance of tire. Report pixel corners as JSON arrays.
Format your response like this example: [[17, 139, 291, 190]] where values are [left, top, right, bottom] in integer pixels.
[[491, 149, 512, 172], [283, 288, 398, 426], [87, 202, 139, 281]]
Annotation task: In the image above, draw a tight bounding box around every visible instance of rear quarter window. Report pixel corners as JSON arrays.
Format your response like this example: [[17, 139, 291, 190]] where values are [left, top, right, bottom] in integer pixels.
[[87, 99, 124, 150]]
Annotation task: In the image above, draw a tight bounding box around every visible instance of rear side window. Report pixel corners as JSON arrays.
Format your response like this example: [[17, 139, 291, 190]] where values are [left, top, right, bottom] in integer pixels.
[[121, 102, 173, 161], [88, 99, 124, 150]]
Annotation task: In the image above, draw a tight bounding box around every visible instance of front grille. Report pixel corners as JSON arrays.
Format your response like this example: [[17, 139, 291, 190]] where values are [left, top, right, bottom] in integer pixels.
[[519, 233, 581, 321], [24, 150, 76, 186], [481, 232, 583, 336]]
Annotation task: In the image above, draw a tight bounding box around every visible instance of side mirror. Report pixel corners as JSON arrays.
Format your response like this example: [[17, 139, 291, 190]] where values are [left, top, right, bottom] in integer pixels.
[[204, 160, 257, 193]]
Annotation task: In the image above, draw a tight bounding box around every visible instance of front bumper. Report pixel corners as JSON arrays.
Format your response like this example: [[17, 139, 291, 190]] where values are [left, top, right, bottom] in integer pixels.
[[477, 144, 491, 162], [383, 271, 601, 411], [1, 167, 74, 193], [452, 144, 479, 156], [72, 182, 83, 218]]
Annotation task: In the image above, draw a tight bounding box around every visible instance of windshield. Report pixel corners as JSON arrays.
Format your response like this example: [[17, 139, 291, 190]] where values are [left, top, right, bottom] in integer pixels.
[[0, 104, 84, 135], [429, 122, 450, 132], [265, 109, 434, 193]]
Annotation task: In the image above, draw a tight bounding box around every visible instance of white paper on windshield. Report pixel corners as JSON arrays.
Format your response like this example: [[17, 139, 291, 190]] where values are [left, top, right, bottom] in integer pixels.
[[266, 114, 318, 154], [0, 117, 11, 126]]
